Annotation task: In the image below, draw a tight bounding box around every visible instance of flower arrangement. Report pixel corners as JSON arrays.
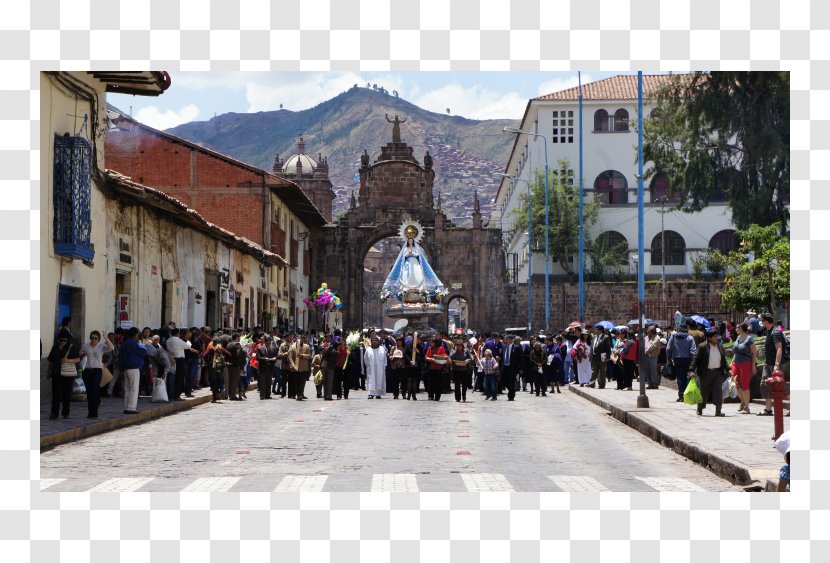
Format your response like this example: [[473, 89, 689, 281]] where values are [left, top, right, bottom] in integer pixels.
[[303, 282, 343, 314], [345, 330, 362, 351], [380, 287, 448, 300]]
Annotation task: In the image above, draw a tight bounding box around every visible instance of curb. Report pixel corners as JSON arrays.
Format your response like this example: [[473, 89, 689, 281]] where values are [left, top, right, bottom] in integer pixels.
[[569, 385, 755, 485], [40, 382, 259, 452]]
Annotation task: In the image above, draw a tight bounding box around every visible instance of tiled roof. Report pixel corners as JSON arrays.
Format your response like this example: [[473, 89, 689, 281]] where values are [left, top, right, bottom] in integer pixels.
[[534, 73, 694, 102]]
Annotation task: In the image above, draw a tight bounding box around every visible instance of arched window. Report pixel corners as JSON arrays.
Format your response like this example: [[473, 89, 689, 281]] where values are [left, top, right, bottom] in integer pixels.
[[594, 109, 609, 132], [651, 231, 686, 266], [614, 109, 629, 132], [594, 170, 628, 204], [596, 231, 628, 265], [709, 230, 737, 254], [649, 173, 680, 204]]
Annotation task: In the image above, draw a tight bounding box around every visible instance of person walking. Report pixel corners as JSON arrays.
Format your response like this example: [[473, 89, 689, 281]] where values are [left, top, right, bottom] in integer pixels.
[[79, 330, 113, 419], [207, 338, 231, 403], [666, 324, 697, 402], [277, 334, 293, 398], [691, 327, 728, 417], [618, 329, 638, 391], [290, 333, 312, 401], [572, 330, 592, 387], [225, 333, 245, 400], [731, 322, 758, 414], [590, 325, 611, 389], [165, 328, 193, 400], [363, 336, 387, 399], [389, 338, 407, 399], [424, 337, 449, 401], [480, 349, 500, 401], [321, 336, 339, 401], [758, 313, 789, 417], [500, 334, 522, 401], [256, 334, 278, 400], [449, 341, 472, 402], [46, 332, 81, 419], [643, 325, 662, 389], [529, 342, 547, 396], [119, 327, 147, 414]]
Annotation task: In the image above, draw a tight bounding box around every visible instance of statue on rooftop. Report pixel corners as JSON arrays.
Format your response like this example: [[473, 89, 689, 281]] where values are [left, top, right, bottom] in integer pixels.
[[385, 114, 407, 143]]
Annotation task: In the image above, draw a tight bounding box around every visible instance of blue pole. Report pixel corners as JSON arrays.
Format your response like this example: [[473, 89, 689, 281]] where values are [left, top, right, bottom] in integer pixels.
[[636, 70, 649, 408], [526, 178, 532, 339], [578, 72, 584, 322], [544, 138, 549, 333]]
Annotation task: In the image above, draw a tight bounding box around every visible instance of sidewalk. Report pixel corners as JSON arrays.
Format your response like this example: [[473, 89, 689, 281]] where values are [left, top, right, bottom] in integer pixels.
[[41, 382, 258, 451], [568, 383, 789, 487]]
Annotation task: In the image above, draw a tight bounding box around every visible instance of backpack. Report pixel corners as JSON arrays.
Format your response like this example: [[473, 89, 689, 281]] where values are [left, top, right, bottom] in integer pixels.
[[212, 348, 227, 371]]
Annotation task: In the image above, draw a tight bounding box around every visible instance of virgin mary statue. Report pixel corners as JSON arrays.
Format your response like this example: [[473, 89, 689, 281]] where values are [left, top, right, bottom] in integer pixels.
[[381, 222, 446, 300]]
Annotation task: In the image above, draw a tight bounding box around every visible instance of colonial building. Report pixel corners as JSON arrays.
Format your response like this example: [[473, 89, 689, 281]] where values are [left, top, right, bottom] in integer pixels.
[[105, 114, 327, 331], [41, 71, 170, 355], [493, 74, 737, 288], [272, 137, 336, 223]]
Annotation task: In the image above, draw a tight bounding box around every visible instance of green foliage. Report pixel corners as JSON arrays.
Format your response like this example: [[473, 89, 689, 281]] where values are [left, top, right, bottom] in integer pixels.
[[586, 232, 627, 281], [642, 72, 790, 231], [509, 158, 602, 277], [719, 223, 790, 313], [690, 248, 727, 280]]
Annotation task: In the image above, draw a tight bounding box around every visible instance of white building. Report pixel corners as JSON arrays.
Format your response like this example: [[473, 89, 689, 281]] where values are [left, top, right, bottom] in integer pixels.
[[493, 74, 736, 283]]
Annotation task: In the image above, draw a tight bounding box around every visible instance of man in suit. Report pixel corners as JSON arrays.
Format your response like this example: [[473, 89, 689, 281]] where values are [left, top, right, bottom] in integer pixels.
[[289, 333, 312, 401], [500, 334, 522, 401], [255, 334, 278, 399], [590, 325, 611, 389], [278, 334, 294, 398], [690, 327, 728, 417]]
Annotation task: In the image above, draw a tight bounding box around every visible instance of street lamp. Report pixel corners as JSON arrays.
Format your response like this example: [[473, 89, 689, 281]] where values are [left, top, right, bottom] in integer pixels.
[[496, 172, 532, 339], [636, 71, 649, 409], [503, 126, 550, 333]]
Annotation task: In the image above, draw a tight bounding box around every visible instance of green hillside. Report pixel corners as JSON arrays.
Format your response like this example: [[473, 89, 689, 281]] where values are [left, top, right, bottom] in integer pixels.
[[166, 86, 519, 222]]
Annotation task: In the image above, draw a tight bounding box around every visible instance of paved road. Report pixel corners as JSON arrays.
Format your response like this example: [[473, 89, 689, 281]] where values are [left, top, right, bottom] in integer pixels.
[[40, 388, 741, 492]]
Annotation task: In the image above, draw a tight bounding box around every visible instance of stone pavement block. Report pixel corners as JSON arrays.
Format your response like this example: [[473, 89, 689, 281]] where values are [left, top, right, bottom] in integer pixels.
[[568, 384, 789, 485]]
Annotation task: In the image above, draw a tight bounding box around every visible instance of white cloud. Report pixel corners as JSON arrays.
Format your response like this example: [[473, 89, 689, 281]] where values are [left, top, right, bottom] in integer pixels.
[[411, 83, 527, 120], [133, 104, 200, 130], [536, 74, 594, 98]]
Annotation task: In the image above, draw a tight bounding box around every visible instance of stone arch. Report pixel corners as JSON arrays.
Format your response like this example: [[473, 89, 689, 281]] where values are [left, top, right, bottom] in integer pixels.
[[445, 294, 469, 334]]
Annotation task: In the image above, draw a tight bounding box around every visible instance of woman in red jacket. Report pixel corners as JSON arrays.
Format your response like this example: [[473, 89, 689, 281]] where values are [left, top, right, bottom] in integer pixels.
[[619, 328, 639, 391]]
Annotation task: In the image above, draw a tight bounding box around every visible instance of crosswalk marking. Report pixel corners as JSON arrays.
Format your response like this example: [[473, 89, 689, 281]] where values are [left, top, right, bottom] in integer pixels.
[[635, 477, 705, 492], [182, 477, 241, 492], [461, 473, 515, 492], [371, 473, 419, 492], [39, 478, 65, 491], [548, 475, 610, 492], [275, 475, 329, 492], [88, 477, 154, 493]]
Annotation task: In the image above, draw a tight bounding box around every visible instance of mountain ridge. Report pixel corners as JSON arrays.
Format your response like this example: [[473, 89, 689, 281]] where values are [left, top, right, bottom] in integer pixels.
[[165, 86, 520, 223]]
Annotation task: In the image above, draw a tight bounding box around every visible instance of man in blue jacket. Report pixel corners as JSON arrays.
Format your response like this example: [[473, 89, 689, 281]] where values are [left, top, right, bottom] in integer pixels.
[[667, 323, 697, 403], [119, 327, 147, 414]]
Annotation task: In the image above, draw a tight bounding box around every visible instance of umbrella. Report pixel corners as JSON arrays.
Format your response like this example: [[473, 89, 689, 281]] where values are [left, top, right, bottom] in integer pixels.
[[627, 319, 655, 326], [614, 325, 628, 331], [596, 320, 615, 331], [690, 315, 711, 328]]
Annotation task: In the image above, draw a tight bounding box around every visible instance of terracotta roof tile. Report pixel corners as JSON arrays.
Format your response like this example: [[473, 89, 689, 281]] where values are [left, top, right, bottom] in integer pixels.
[[534, 73, 694, 102]]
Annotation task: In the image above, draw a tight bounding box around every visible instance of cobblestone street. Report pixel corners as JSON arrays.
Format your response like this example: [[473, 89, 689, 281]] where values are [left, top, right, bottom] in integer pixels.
[[40, 388, 741, 493]]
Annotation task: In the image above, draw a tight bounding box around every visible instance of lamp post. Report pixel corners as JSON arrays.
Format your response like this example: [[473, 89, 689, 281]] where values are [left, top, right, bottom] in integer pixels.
[[497, 173, 532, 339], [503, 126, 550, 333], [636, 71, 649, 409]]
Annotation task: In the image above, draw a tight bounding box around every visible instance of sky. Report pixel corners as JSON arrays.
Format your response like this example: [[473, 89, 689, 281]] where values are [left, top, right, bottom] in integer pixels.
[[109, 71, 642, 130]]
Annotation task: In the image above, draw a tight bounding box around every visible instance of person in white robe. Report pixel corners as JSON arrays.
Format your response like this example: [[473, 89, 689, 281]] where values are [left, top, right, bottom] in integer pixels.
[[363, 336, 387, 398], [575, 334, 593, 386]]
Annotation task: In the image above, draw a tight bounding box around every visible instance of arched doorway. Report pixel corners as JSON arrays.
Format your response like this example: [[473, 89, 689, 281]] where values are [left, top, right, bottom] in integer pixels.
[[447, 296, 468, 335]]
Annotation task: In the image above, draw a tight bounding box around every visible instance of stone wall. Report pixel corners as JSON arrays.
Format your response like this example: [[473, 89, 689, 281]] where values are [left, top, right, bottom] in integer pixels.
[[499, 280, 751, 334]]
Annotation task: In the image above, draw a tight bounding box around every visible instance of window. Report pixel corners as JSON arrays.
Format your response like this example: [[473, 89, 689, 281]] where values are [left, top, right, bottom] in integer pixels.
[[649, 173, 679, 203], [651, 231, 686, 266], [596, 231, 628, 265], [552, 110, 574, 143], [709, 230, 737, 254], [594, 109, 609, 132], [594, 170, 628, 204], [53, 133, 94, 261], [614, 109, 629, 132]]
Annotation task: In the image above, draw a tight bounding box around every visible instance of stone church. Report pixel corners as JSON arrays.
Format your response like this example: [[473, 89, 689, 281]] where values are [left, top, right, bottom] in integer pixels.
[[308, 122, 508, 331]]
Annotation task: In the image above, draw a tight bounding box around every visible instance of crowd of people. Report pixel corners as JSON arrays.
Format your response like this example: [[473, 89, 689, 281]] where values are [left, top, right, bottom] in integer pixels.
[[44, 309, 789, 420]]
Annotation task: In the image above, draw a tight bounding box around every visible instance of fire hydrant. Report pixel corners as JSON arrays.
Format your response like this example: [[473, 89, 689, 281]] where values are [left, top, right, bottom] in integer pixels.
[[769, 370, 787, 440]]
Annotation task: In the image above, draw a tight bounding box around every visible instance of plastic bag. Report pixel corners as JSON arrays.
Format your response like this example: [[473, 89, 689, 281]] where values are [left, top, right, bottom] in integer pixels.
[[683, 376, 702, 405], [151, 376, 169, 403], [313, 370, 323, 386], [724, 376, 737, 400], [71, 376, 87, 402]]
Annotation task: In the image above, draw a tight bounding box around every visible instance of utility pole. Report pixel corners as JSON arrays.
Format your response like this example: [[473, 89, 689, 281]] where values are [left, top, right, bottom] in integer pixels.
[[659, 195, 667, 316]]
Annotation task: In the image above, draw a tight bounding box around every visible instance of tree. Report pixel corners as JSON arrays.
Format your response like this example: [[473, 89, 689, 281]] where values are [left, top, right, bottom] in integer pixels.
[[642, 72, 789, 231], [509, 159, 602, 278], [446, 108, 450, 115], [718, 223, 789, 314]]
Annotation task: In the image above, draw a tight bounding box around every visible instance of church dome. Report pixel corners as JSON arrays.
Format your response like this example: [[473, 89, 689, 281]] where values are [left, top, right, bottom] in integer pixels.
[[282, 153, 317, 174]]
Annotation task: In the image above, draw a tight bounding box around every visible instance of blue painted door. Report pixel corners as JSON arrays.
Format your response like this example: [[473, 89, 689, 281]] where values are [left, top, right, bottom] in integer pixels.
[[57, 286, 72, 333]]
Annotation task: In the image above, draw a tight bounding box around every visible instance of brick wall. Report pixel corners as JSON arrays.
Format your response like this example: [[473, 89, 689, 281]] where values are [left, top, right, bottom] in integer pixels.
[[105, 125, 267, 246]]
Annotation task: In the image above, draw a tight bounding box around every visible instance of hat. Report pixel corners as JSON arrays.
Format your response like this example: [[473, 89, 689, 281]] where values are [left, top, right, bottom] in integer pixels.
[[659, 338, 667, 346], [706, 327, 719, 337], [774, 431, 790, 456]]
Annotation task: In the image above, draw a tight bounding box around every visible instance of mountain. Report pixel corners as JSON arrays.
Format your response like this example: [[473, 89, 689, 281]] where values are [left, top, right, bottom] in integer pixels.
[[166, 86, 520, 223]]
